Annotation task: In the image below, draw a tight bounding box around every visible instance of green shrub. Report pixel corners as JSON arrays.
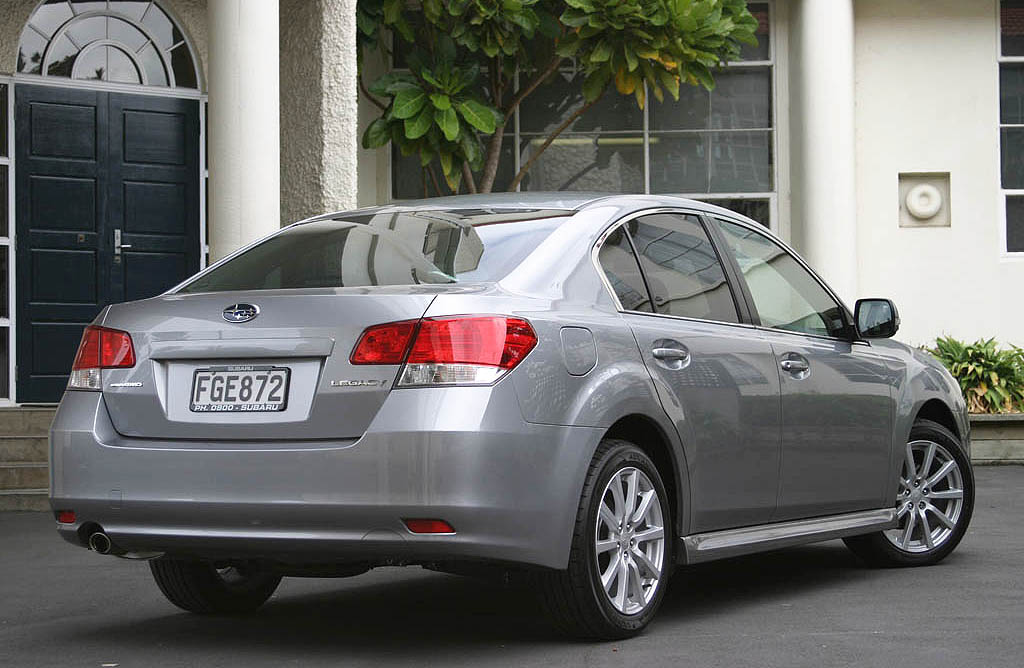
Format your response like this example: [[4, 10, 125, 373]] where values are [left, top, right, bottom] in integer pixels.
[[927, 337, 1024, 414]]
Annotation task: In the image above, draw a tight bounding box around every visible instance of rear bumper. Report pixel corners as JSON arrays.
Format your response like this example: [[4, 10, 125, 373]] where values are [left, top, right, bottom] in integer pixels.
[[49, 386, 601, 569]]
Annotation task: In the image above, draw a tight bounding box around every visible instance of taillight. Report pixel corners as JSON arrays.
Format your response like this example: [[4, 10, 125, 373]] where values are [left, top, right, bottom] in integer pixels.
[[349, 315, 537, 386], [68, 325, 136, 390], [349, 320, 417, 364]]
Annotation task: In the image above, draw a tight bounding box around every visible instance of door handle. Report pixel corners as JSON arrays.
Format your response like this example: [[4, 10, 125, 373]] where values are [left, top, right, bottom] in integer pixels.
[[113, 228, 132, 258], [652, 347, 690, 362], [780, 359, 809, 373]]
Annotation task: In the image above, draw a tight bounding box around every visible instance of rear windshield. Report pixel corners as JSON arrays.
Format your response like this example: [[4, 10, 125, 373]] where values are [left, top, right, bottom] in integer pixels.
[[178, 208, 571, 293]]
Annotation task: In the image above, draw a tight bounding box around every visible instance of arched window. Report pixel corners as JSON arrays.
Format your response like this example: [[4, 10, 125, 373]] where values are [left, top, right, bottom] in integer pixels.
[[17, 0, 198, 89]]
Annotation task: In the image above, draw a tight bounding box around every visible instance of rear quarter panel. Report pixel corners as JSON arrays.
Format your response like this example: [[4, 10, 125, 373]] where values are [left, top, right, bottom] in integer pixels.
[[423, 207, 693, 536]]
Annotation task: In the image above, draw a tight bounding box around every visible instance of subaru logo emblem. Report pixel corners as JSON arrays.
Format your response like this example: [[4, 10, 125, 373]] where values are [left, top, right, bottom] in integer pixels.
[[222, 303, 259, 323]]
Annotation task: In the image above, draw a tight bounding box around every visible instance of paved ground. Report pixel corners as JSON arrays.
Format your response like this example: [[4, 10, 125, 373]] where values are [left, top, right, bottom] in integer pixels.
[[1, 466, 1021, 668]]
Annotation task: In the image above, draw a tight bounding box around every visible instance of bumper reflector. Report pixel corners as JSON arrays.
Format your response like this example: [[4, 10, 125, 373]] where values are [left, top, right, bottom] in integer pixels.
[[56, 510, 76, 524], [403, 518, 456, 534]]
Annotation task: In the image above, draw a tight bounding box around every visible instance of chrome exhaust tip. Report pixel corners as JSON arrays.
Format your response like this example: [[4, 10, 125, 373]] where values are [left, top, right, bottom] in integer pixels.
[[87, 531, 113, 555]]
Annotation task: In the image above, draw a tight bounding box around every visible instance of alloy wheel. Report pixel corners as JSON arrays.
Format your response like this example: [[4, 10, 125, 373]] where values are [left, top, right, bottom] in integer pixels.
[[594, 467, 666, 615], [884, 439, 965, 553]]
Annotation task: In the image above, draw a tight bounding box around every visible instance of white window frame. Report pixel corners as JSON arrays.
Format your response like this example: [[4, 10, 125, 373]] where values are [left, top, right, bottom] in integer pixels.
[[997, 0, 1024, 259], [385, 0, 786, 235], [1, 75, 13, 404]]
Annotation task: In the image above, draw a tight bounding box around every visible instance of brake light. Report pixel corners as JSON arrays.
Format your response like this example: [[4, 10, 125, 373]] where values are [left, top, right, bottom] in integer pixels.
[[68, 325, 136, 390], [349, 315, 537, 386]]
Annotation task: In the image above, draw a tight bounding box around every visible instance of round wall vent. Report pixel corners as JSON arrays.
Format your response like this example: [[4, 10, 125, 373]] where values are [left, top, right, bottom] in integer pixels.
[[906, 183, 943, 220]]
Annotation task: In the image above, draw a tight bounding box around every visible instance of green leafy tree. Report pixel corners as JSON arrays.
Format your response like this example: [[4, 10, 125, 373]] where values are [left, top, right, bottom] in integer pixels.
[[358, 0, 758, 195]]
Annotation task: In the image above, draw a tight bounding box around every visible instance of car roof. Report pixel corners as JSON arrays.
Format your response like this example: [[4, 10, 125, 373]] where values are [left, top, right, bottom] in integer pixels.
[[300, 193, 758, 227]]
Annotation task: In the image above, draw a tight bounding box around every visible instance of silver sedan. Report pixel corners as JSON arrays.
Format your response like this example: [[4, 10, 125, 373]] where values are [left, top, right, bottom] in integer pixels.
[[49, 194, 974, 639]]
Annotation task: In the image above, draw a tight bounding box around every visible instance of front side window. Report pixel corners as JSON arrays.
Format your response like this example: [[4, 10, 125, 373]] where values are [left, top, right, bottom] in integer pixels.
[[715, 219, 847, 338], [179, 209, 568, 293], [629, 214, 739, 323]]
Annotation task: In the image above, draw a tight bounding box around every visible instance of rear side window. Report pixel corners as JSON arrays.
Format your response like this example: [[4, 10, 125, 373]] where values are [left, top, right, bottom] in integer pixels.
[[714, 218, 847, 338], [597, 226, 653, 312], [628, 214, 739, 323], [179, 209, 568, 293]]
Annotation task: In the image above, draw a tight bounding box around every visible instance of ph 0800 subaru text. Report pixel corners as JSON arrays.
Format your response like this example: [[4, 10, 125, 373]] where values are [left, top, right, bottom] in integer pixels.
[[49, 194, 974, 638]]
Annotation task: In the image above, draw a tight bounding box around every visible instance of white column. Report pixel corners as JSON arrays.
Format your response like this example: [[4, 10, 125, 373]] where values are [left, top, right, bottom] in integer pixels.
[[789, 0, 858, 302], [207, 0, 280, 262]]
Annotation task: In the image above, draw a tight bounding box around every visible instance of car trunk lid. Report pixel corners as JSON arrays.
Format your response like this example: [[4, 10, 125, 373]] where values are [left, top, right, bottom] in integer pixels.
[[97, 288, 451, 440]]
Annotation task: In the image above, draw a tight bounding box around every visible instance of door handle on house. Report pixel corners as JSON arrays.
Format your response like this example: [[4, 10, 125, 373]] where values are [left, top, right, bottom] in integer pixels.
[[113, 229, 132, 259]]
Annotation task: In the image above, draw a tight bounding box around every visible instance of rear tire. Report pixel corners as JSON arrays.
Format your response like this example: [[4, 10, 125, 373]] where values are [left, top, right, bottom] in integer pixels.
[[537, 438, 673, 639], [844, 419, 974, 567], [149, 558, 282, 614]]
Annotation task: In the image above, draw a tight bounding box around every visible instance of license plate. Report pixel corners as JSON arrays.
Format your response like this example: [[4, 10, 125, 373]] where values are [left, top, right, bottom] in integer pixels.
[[189, 365, 290, 413]]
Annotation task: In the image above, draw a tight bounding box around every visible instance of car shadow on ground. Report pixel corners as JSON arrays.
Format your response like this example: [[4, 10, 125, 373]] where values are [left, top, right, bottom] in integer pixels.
[[66, 541, 874, 654]]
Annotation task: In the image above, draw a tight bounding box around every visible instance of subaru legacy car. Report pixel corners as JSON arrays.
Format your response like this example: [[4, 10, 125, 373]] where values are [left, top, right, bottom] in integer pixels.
[[50, 194, 974, 638]]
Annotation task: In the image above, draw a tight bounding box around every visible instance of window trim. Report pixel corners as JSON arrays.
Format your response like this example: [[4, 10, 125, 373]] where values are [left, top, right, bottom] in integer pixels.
[[707, 213, 859, 343], [0, 77, 12, 403], [16, 0, 202, 92], [591, 206, 755, 329], [997, 1, 1024, 258]]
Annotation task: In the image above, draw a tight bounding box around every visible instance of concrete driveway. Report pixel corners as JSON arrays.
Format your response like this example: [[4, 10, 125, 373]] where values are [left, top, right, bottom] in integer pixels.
[[1, 466, 1021, 668]]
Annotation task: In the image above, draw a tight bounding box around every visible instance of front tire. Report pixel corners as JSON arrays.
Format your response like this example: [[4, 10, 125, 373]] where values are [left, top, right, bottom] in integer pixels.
[[538, 438, 673, 639], [149, 559, 282, 614], [844, 419, 974, 567]]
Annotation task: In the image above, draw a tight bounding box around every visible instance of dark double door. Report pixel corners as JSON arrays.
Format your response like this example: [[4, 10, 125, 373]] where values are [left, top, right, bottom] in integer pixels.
[[15, 84, 200, 402]]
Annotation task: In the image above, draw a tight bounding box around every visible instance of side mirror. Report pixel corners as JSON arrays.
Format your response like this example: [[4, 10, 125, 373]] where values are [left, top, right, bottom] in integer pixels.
[[854, 298, 900, 339]]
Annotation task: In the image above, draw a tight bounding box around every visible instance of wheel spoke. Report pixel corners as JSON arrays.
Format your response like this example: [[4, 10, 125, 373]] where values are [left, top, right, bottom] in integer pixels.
[[601, 551, 621, 591], [599, 502, 619, 531], [614, 558, 629, 610], [631, 490, 655, 524], [929, 488, 963, 500], [927, 460, 957, 487], [595, 538, 618, 554], [627, 560, 645, 604], [900, 507, 917, 549], [919, 509, 934, 549], [905, 442, 918, 479], [625, 469, 639, 519], [633, 526, 664, 543], [926, 503, 956, 529], [896, 501, 912, 519], [631, 546, 661, 579], [920, 441, 937, 479], [608, 474, 626, 520]]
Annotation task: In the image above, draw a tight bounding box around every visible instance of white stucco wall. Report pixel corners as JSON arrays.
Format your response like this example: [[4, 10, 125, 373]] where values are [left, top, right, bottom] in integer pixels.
[[854, 0, 1022, 347], [0, 1, 39, 74], [279, 0, 359, 224]]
